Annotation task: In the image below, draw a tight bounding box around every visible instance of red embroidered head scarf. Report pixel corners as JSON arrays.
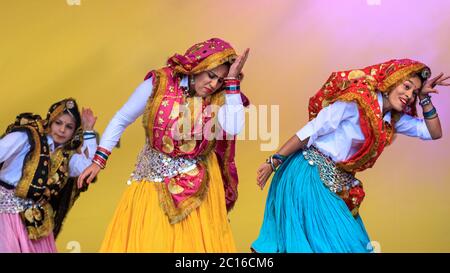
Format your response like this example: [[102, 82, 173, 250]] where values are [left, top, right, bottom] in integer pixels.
[[167, 38, 237, 75], [142, 38, 248, 223], [308, 59, 430, 172]]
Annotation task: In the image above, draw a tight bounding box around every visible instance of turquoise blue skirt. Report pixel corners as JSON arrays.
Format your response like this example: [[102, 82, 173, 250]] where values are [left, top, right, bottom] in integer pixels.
[[252, 150, 372, 253]]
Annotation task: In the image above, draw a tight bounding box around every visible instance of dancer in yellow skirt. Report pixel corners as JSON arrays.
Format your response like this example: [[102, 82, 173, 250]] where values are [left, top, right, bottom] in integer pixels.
[[78, 38, 250, 252]]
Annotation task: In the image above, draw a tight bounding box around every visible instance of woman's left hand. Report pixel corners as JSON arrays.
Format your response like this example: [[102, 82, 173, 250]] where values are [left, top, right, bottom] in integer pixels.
[[81, 107, 97, 131], [420, 72, 450, 97], [257, 162, 273, 190], [227, 48, 250, 78], [77, 163, 101, 189]]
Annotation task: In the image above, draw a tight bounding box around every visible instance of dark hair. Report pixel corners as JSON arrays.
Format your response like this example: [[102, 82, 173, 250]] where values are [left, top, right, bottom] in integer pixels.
[[63, 109, 81, 129], [45, 99, 83, 150], [46, 99, 81, 129], [222, 61, 232, 68], [409, 67, 431, 85]]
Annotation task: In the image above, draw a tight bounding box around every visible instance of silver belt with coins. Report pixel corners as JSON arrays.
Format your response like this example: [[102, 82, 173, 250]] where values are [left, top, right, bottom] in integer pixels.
[[129, 144, 199, 183], [0, 185, 34, 214], [302, 146, 361, 193]]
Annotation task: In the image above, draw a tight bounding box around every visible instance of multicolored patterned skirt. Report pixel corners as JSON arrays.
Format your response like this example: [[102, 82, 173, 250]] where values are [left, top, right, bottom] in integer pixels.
[[100, 151, 236, 252], [0, 185, 56, 253], [252, 146, 372, 253]]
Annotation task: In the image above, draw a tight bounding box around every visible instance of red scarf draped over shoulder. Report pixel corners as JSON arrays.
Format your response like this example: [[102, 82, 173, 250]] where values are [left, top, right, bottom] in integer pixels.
[[308, 59, 430, 173], [141, 38, 249, 223]]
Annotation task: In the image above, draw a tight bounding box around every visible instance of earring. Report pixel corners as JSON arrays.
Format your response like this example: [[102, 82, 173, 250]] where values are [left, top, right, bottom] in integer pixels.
[[383, 92, 389, 98], [184, 76, 195, 97]]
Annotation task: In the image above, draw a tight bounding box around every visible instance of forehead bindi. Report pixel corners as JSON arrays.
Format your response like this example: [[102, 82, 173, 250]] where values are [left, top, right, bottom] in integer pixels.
[[406, 78, 422, 90], [57, 114, 75, 127], [210, 65, 228, 78]]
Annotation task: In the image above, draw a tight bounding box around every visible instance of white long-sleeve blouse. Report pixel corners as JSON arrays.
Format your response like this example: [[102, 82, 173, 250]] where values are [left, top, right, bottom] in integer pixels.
[[98, 76, 245, 152], [0, 133, 97, 187], [296, 92, 432, 162]]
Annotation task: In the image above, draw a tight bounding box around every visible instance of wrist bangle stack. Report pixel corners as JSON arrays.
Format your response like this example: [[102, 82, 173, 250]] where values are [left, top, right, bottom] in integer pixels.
[[272, 153, 287, 163], [83, 130, 97, 140], [266, 154, 288, 172], [224, 78, 240, 95], [419, 95, 432, 107], [265, 156, 276, 172], [423, 107, 438, 120], [93, 147, 111, 169]]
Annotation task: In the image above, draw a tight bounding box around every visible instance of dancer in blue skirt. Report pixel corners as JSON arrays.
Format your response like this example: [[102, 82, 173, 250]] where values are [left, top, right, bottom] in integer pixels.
[[252, 59, 449, 253]]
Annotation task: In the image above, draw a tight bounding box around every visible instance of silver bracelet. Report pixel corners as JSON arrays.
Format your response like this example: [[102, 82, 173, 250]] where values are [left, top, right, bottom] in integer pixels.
[[265, 156, 277, 172], [419, 95, 432, 107]]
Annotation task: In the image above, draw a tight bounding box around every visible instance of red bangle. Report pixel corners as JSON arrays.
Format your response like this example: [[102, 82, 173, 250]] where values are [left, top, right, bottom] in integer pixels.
[[93, 154, 107, 168], [93, 155, 106, 165], [97, 147, 111, 156], [93, 158, 106, 169], [225, 80, 240, 86], [225, 89, 241, 94]]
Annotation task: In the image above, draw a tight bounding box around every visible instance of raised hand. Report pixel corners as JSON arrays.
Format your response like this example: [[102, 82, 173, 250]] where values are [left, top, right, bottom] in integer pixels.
[[421, 72, 450, 96], [227, 48, 250, 79], [81, 107, 97, 131]]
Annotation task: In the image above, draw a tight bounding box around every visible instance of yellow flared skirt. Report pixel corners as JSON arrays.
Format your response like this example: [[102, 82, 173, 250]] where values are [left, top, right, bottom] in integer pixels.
[[99, 152, 236, 252]]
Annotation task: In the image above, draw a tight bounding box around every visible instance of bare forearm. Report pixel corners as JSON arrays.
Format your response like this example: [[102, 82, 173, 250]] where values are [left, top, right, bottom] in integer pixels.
[[421, 99, 442, 139], [276, 135, 309, 157]]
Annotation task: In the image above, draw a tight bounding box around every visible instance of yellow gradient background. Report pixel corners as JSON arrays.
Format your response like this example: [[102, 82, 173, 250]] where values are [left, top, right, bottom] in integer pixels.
[[1, 0, 449, 252]]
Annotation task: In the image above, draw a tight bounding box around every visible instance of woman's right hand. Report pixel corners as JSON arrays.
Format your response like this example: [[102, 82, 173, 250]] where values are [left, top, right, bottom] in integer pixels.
[[257, 162, 273, 190], [227, 48, 250, 79], [77, 163, 101, 189], [420, 72, 450, 97], [81, 107, 97, 131]]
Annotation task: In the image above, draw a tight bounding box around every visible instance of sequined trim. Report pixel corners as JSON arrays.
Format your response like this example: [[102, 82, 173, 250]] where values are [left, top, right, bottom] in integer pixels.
[[333, 92, 383, 172], [174, 48, 237, 75], [378, 63, 426, 92], [129, 144, 199, 183], [0, 186, 34, 214], [302, 146, 361, 193]]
